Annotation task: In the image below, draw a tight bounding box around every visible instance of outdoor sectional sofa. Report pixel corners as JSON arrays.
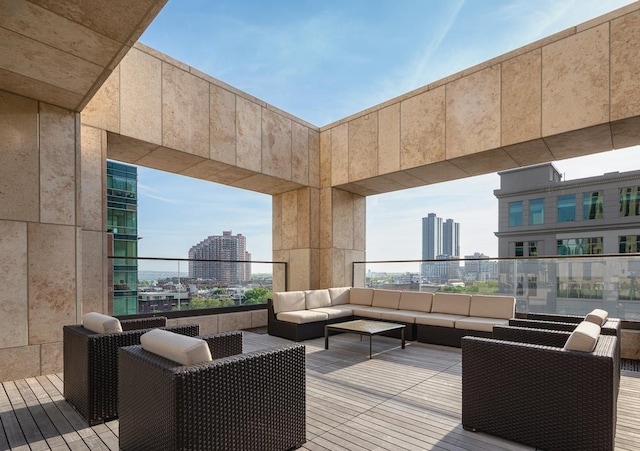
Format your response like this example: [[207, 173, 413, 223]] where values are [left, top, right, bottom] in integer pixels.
[[268, 287, 515, 347]]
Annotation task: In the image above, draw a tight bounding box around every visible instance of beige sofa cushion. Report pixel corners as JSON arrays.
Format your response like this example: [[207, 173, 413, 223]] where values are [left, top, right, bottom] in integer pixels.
[[82, 312, 123, 334], [305, 289, 331, 309], [277, 310, 329, 324], [328, 287, 351, 305], [350, 287, 374, 306], [564, 321, 601, 352], [273, 291, 305, 314], [455, 317, 509, 332], [372, 289, 401, 309], [415, 313, 467, 328], [431, 293, 471, 316], [311, 305, 353, 319], [585, 308, 608, 326], [140, 329, 212, 366], [398, 291, 433, 312], [469, 295, 515, 319], [380, 310, 419, 323]]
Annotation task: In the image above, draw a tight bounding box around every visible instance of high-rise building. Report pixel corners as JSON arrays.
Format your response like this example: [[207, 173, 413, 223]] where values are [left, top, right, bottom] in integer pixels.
[[443, 218, 460, 257], [422, 213, 442, 260], [188, 231, 252, 284], [421, 213, 460, 279], [106, 161, 138, 315]]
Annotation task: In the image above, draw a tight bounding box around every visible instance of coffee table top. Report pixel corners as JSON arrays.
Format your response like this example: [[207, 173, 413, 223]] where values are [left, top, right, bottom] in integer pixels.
[[326, 319, 405, 334]]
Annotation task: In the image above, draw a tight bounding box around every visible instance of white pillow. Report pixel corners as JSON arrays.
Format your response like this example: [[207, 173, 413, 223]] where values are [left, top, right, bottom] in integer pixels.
[[585, 308, 608, 326], [141, 329, 212, 366], [563, 321, 601, 352], [82, 312, 123, 334]]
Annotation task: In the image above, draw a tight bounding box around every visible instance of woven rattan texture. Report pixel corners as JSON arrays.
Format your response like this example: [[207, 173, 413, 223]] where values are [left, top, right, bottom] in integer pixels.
[[462, 334, 618, 451], [63, 321, 199, 425], [118, 338, 305, 451]]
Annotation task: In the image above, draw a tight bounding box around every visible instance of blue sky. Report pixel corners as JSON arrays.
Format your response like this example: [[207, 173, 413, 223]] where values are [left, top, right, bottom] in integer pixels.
[[135, 0, 640, 272]]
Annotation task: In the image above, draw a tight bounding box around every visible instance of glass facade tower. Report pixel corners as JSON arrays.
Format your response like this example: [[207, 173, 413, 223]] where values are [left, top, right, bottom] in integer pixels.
[[107, 161, 138, 315]]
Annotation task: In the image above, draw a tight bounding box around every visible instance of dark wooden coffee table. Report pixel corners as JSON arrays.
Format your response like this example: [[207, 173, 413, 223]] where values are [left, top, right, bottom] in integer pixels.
[[324, 319, 406, 359]]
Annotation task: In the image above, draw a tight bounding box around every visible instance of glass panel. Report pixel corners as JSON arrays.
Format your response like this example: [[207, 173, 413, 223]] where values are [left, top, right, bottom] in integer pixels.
[[557, 194, 575, 222], [529, 198, 544, 225], [620, 235, 640, 253], [509, 201, 522, 227], [620, 186, 640, 217], [557, 237, 603, 255], [515, 241, 524, 257], [583, 191, 603, 219], [528, 241, 538, 257]]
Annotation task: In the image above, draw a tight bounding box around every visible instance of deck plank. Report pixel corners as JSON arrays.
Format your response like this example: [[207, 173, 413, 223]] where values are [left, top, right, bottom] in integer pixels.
[[0, 331, 638, 450]]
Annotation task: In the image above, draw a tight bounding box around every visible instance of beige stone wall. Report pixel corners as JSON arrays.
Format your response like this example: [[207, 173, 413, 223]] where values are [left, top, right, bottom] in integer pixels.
[[0, 90, 108, 381]]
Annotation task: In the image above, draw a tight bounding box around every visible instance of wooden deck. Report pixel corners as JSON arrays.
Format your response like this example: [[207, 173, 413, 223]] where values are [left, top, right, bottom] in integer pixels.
[[1, 331, 639, 450]]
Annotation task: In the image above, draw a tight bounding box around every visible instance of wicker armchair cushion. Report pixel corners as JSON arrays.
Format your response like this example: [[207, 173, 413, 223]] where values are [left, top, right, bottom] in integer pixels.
[[305, 289, 331, 309], [273, 290, 306, 314], [585, 309, 608, 326], [141, 329, 212, 365], [328, 286, 351, 305], [82, 312, 122, 333], [564, 321, 601, 352]]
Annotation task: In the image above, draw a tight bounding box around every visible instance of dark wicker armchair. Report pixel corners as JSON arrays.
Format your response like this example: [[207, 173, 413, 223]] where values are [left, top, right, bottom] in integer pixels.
[[63, 316, 199, 425], [118, 332, 306, 451], [522, 311, 621, 336], [462, 328, 619, 451]]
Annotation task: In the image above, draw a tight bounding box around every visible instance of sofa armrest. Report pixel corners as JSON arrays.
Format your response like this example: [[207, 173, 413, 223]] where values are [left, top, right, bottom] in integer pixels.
[[120, 316, 167, 331], [199, 331, 243, 359], [494, 324, 571, 347]]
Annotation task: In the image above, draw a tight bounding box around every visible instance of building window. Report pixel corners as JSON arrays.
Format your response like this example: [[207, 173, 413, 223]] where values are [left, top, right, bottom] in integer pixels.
[[557, 237, 603, 255], [529, 198, 544, 225], [557, 195, 575, 222], [620, 186, 640, 217], [515, 241, 524, 257], [620, 235, 640, 253], [583, 191, 603, 219], [509, 201, 523, 227], [528, 241, 538, 257]]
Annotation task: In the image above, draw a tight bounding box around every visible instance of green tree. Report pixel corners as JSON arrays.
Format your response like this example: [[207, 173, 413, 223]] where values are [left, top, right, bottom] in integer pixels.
[[243, 287, 272, 305]]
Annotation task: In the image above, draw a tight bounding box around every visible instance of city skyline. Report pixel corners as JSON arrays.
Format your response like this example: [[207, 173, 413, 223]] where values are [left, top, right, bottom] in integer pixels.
[[133, 0, 640, 272]]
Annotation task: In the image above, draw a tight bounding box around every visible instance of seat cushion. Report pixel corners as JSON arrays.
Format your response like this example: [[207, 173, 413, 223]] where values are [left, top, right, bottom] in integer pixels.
[[415, 313, 468, 328], [328, 287, 351, 305], [563, 321, 601, 352], [273, 291, 306, 314], [277, 310, 329, 324], [306, 289, 331, 309], [82, 312, 123, 334], [140, 329, 212, 366], [352, 306, 392, 319], [380, 309, 419, 323], [372, 289, 401, 309], [311, 306, 353, 319], [350, 287, 374, 305], [455, 317, 509, 332], [431, 293, 471, 316], [398, 291, 433, 313], [469, 295, 515, 319], [585, 308, 608, 326]]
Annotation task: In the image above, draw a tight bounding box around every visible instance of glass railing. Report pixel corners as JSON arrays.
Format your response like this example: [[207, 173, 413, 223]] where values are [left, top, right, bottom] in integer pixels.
[[108, 256, 286, 317], [353, 254, 640, 320]]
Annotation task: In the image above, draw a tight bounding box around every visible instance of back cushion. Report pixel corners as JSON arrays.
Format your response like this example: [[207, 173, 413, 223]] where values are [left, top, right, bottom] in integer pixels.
[[141, 329, 212, 366], [306, 289, 331, 309], [469, 295, 515, 319], [564, 321, 601, 352], [585, 308, 608, 326], [399, 291, 433, 312], [272, 291, 306, 314], [329, 287, 351, 305], [431, 293, 471, 316], [350, 288, 374, 305], [372, 289, 401, 309], [83, 312, 123, 334]]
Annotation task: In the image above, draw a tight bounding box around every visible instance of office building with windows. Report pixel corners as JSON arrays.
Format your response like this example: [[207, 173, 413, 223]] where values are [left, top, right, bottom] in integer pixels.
[[106, 161, 139, 315], [495, 163, 640, 257], [188, 231, 252, 284]]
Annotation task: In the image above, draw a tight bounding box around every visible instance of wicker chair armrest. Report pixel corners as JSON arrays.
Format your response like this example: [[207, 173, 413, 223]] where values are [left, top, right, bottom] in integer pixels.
[[120, 316, 167, 331], [198, 331, 243, 359], [526, 312, 582, 323], [508, 318, 578, 333], [494, 324, 571, 347]]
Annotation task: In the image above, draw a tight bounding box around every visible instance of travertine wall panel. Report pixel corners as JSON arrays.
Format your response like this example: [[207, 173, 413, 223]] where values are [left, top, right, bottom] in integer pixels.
[[0, 346, 40, 381], [319, 188, 332, 249], [28, 223, 76, 344], [319, 130, 331, 188], [501, 50, 541, 146], [309, 188, 320, 249], [348, 112, 378, 181], [272, 193, 283, 251], [210, 84, 237, 165], [297, 187, 310, 248], [291, 121, 309, 185], [353, 195, 366, 251], [236, 97, 262, 172], [400, 87, 445, 169], [331, 124, 349, 185], [281, 190, 298, 249], [82, 67, 120, 133], [218, 311, 252, 333], [80, 126, 105, 231], [162, 63, 209, 157], [40, 342, 63, 376], [308, 130, 320, 188], [40, 104, 76, 225], [446, 65, 501, 159], [378, 103, 400, 175], [611, 10, 640, 121], [119, 47, 162, 145], [0, 221, 28, 348], [81, 230, 107, 315], [542, 24, 609, 136], [0, 91, 38, 222], [289, 248, 311, 290], [332, 189, 354, 250], [502, 139, 554, 167], [251, 309, 267, 327], [262, 109, 292, 179]]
